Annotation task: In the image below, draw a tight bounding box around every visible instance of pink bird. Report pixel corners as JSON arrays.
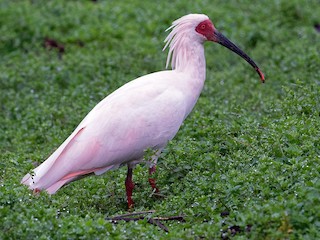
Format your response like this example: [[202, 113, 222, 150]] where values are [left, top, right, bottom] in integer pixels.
[[22, 14, 264, 209]]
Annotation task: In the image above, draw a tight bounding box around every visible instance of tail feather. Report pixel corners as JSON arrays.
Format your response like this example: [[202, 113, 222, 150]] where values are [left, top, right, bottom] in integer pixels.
[[21, 173, 34, 189], [46, 178, 75, 194], [21, 127, 91, 193]]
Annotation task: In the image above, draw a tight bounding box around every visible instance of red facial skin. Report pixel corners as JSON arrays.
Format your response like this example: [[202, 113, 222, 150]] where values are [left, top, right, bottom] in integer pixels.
[[195, 19, 216, 41]]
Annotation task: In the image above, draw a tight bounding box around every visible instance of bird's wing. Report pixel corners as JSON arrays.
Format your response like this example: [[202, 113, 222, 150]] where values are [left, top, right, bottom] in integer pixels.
[[22, 71, 190, 193]]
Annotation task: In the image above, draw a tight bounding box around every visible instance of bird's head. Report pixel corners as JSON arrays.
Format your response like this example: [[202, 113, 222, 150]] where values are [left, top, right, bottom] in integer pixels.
[[165, 14, 265, 82]]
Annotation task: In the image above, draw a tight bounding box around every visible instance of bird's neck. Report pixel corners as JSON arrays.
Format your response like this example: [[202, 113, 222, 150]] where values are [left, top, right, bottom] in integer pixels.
[[173, 40, 206, 85], [171, 41, 207, 118]]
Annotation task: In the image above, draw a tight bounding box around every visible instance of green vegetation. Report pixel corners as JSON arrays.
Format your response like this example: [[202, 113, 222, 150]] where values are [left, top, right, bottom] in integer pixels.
[[1, 0, 319, 239]]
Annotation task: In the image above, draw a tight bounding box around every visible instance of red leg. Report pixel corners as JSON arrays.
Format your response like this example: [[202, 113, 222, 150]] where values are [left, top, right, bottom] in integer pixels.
[[125, 168, 135, 209], [148, 165, 159, 193]]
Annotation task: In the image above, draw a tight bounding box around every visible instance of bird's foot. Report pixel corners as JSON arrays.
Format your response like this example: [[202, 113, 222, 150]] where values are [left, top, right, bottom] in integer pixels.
[[33, 188, 41, 195], [148, 177, 159, 193]]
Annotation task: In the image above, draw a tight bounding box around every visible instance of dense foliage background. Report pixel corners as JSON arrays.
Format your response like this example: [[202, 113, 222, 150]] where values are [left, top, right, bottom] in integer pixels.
[[1, 0, 319, 239]]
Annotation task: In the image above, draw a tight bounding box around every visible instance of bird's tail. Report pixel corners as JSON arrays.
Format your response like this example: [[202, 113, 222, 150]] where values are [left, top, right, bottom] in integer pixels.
[[21, 167, 94, 194], [21, 126, 117, 194], [21, 127, 87, 194]]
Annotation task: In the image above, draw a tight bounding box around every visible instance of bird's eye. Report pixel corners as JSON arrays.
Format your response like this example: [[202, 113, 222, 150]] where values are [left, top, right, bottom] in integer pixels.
[[201, 24, 206, 29]]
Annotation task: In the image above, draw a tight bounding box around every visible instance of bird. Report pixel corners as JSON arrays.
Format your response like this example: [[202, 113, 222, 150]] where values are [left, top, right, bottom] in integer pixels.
[[21, 14, 265, 209]]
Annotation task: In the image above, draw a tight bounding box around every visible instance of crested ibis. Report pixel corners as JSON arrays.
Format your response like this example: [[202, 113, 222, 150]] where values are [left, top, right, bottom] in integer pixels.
[[21, 14, 264, 209]]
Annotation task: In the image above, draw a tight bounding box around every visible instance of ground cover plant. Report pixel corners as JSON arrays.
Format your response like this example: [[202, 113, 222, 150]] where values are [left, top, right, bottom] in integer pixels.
[[1, 0, 320, 239]]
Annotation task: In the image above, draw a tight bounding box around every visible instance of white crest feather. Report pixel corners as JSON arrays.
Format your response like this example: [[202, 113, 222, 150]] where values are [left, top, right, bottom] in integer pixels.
[[163, 14, 209, 70]]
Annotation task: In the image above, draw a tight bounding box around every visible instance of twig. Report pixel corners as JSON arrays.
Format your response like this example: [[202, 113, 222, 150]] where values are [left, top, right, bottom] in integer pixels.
[[148, 218, 169, 232], [105, 210, 155, 220], [108, 216, 145, 222], [153, 216, 185, 222], [106, 210, 185, 232], [151, 192, 167, 198]]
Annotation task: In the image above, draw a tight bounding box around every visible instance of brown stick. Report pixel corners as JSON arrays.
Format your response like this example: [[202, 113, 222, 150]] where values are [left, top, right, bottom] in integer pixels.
[[108, 216, 145, 222], [148, 218, 169, 232], [153, 216, 185, 222], [106, 210, 156, 220], [150, 192, 167, 198], [106, 211, 185, 232]]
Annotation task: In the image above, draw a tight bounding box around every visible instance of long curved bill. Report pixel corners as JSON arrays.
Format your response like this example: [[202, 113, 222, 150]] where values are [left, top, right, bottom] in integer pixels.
[[212, 31, 265, 83]]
